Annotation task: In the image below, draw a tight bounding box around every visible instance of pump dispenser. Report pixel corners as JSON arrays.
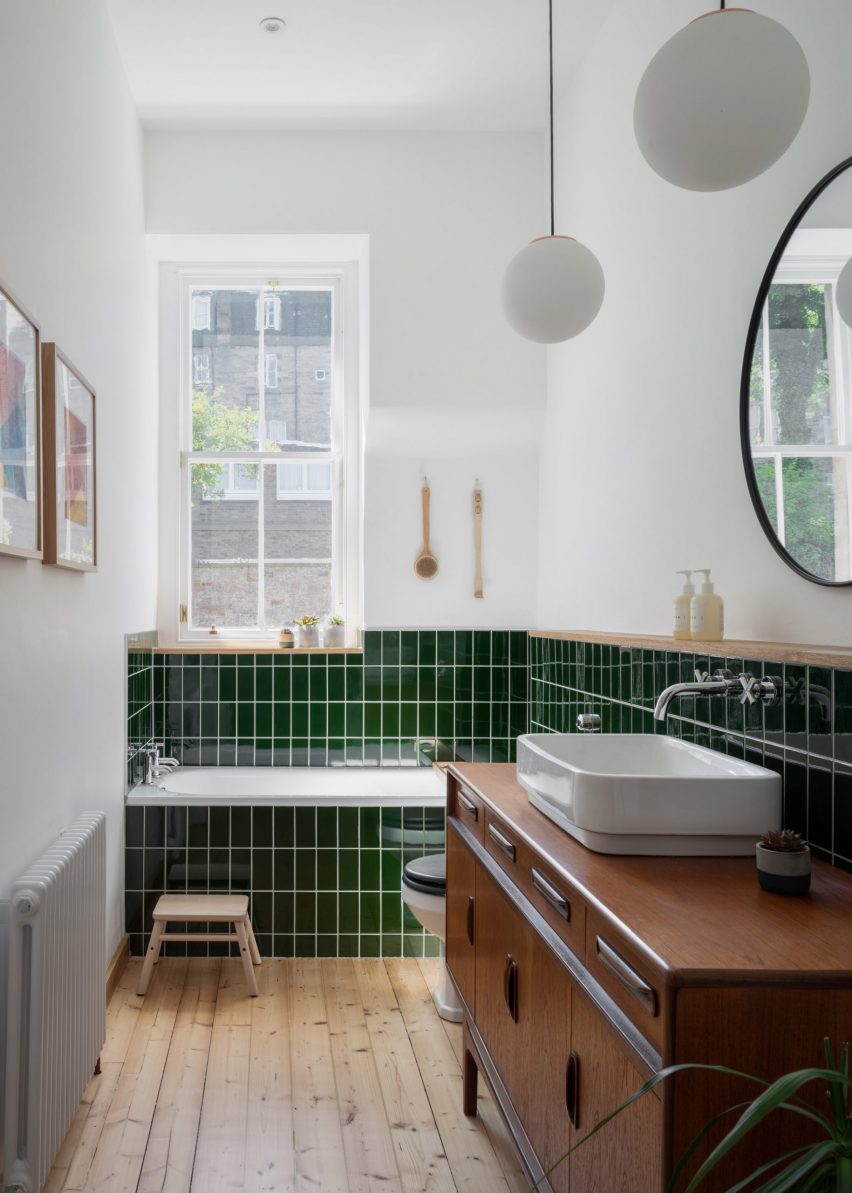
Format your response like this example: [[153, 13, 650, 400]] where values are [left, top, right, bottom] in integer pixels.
[[689, 569, 724, 641], [673, 571, 694, 640]]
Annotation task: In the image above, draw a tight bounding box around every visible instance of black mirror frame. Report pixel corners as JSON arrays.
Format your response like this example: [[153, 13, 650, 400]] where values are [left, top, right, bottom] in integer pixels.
[[740, 155, 852, 587]]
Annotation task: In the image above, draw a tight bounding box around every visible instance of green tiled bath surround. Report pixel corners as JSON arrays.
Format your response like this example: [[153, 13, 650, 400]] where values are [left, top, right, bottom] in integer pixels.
[[125, 802, 444, 960], [530, 635, 852, 870], [154, 629, 529, 767]]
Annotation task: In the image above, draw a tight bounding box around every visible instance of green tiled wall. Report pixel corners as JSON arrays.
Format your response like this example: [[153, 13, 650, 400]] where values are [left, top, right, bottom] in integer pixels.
[[154, 628, 529, 767], [530, 635, 852, 870], [125, 802, 444, 959], [127, 639, 155, 790]]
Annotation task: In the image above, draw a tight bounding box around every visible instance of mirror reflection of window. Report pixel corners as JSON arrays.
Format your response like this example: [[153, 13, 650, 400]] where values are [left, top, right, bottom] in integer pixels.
[[748, 191, 852, 583]]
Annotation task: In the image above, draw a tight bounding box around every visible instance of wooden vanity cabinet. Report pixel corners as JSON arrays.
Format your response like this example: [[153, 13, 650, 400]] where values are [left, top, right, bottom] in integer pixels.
[[446, 763, 852, 1193]]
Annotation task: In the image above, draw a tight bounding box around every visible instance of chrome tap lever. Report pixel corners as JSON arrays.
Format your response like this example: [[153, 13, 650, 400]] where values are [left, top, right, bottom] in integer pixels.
[[739, 674, 759, 705]]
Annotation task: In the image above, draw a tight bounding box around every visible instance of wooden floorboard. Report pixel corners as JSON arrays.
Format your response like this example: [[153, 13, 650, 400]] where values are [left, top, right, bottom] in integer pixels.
[[46, 957, 527, 1193]]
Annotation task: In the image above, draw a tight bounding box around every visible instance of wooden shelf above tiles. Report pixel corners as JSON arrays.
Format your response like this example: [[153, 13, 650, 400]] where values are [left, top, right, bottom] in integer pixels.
[[154, 644, 362, 655], [530, 628, 852, 669]]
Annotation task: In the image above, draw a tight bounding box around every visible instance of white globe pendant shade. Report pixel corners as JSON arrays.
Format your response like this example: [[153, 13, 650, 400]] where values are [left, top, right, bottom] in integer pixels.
[[634, 9, 810, 192], [502, 235, 605, 344], [835, 257, 852, 330]]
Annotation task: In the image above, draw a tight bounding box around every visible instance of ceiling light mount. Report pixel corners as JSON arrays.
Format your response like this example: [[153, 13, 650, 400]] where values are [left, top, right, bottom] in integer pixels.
[[259, 16, 286, 34]]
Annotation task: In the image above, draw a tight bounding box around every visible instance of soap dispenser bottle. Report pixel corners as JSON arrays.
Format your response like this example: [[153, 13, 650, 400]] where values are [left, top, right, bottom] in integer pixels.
[[690, 569, 724, 641], [673, 571, 694, 640]]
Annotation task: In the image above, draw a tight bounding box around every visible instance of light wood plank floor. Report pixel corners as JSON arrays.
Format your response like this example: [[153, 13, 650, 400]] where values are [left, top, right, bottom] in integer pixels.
[[46, 957, 530, 1193]]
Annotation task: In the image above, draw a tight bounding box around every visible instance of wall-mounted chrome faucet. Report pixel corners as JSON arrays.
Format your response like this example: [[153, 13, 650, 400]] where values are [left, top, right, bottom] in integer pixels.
[[653, 669, 782, 723], [144, 742, 180, 784]]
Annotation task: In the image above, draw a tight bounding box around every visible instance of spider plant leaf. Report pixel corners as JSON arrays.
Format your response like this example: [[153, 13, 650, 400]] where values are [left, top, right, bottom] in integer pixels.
[[744, 1143, 837, 1193], [666, 1101, 751, 1193], [721, 1144, 823, 1193], [683, 1072, 852, 1192]]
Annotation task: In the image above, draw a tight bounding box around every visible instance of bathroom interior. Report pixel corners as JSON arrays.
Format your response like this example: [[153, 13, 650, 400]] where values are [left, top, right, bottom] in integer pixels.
[[3, 1, 852, 1191]]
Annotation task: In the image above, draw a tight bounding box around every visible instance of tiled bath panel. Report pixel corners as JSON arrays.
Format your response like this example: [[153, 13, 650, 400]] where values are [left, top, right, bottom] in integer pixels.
[[126, 632, 157, 791], [153, 628, 529, 768], [125, 802, 444, 959], [530, 635, 852, 870]]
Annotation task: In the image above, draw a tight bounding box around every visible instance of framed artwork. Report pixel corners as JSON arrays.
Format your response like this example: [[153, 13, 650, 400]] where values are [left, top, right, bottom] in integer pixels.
[[0, 280, 41, 558], [42, 344, 97, 571]]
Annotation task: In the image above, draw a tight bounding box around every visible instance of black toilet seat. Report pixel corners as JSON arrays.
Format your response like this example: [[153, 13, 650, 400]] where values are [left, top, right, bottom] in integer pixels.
[[402, 852, 446, 896]]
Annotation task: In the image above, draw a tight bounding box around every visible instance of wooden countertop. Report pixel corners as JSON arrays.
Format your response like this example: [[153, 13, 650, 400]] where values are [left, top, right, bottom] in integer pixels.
[[449, 763, 852, 983], [531, 629, 852, 669]]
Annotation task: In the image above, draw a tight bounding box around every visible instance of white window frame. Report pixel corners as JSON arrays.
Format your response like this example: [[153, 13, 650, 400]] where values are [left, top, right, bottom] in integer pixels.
[[193, 350, 211, 385], [176, 265, 360, 642], [263, 294, 281, 330], [202, 461, 260, 502], [752, 254, 852, 575], [264, 352, 279, 390], [276, 460, 333, 501], [192, 294, 211, 331]]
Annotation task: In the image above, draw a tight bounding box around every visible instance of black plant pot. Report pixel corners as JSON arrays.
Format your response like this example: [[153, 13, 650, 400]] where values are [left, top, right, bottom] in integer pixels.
[[755, 842, 811, 895]]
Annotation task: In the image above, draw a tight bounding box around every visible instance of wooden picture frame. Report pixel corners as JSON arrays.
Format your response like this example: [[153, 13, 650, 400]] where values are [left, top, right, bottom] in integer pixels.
[[0, 279, 41, 559], [42, 344, 97, 571]]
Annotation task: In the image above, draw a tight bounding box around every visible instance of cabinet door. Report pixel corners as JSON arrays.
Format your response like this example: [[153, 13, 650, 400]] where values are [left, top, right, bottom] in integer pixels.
[[518, 930, 573, 1193], [474, 863, 531, 1099], [569, 993, 663, 1193], [445, 821, 477, 1010]]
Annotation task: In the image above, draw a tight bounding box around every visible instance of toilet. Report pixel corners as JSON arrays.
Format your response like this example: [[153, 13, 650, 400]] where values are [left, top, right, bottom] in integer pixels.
[[402, 852, 463, 1022]]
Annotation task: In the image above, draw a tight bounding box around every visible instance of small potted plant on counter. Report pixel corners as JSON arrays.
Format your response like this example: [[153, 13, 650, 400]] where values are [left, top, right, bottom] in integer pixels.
[[756, 828, 811, 895], [323, 615, 345, 648], [292, 615, 320, 648]]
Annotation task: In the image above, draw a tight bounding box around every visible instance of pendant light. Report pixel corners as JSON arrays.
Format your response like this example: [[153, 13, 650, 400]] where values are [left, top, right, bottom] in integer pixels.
[[634, 3, 809, 193], [835, 258, 852, 331], [502, 0, 604, 344]]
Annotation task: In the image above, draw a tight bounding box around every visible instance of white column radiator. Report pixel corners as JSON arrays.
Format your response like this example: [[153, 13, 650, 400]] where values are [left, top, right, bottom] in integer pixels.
[[3, 812, 106, 1193]]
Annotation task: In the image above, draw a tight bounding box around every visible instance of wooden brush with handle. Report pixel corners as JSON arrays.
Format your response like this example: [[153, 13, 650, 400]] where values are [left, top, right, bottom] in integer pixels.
[[414, 479, 439, 579], [473, 481, 483, 598]]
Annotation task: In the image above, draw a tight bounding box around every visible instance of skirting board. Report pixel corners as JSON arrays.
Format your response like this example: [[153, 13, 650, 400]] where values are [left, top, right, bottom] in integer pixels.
[[106, 934, 130, 1003]]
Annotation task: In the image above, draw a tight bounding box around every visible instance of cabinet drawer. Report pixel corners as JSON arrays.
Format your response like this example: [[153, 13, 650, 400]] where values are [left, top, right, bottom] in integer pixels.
[[585, 910, 664, 1049], [485, 810, 585, 960], [451, 779, 485, 841]]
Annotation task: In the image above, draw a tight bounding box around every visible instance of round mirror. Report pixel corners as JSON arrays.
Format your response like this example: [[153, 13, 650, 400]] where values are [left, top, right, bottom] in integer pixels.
[[742, 157, 852, 585]]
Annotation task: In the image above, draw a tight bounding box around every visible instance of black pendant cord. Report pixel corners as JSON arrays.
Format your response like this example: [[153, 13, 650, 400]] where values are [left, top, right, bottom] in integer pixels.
[[549, 0, 555, 236]]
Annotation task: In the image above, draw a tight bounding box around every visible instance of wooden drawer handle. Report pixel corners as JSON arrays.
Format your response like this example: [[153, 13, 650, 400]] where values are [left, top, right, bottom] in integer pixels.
[[466, 895, 475, 946], [488, 823, 517, 862], [595, 936, 657, 1016], [457, 789, 479, 821], [565, 1051, 580, 1128], [531, 867, 570, 920], [503, 953, 519, 1022]]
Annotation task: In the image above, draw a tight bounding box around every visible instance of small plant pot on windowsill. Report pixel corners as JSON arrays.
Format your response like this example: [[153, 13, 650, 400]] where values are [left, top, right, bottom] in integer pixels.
[[293, 625, 319, 649], [323, 624, 345, 648], [756, 840, 811, 895]]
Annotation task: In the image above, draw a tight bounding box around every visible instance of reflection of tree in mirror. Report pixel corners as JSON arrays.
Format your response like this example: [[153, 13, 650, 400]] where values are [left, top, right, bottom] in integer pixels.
[[192, 389, 258, 498], [768, 284, 830, 444], [782, 457, 835, 580], [753, 458, 777, 530]]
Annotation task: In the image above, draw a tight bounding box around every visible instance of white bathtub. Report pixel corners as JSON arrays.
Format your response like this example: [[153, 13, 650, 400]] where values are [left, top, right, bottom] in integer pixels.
[[127, 765, 446, 808]]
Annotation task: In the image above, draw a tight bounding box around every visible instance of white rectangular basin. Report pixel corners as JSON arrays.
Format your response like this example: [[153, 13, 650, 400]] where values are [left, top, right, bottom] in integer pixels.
[[516, 733, 781, 856]]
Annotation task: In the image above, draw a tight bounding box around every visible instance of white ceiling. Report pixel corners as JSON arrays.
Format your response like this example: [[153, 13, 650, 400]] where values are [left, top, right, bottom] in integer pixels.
[[106, 0, 612, 132]]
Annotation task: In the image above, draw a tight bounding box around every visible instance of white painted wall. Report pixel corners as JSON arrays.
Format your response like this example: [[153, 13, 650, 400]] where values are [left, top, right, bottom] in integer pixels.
[[539, 0, 852, 645], [146, 130, 545, 626], [0, 1, 156, 953]]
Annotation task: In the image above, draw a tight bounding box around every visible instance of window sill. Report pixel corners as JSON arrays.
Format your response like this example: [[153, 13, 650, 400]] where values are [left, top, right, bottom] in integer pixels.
[[154, 643, 362, 655]]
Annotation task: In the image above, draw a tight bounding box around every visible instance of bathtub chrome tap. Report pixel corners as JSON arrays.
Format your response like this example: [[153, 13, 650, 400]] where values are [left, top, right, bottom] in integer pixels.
[[144, 743, 180, 784], [653, 669, 782, 723]]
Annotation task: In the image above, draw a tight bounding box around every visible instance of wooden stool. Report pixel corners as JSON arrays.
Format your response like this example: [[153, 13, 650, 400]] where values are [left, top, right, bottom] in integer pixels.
[[137, 894, 261, 997]]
